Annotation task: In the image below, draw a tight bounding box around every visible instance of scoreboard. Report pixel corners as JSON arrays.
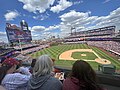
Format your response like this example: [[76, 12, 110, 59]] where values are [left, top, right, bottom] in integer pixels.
[[6, 22, 32, 45]]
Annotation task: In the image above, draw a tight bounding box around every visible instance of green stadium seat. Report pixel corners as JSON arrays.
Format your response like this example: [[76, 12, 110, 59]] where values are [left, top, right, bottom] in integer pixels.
[[98, 64, 116, 74]]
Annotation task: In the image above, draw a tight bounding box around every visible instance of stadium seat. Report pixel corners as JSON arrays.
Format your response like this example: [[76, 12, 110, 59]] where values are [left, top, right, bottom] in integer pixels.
[[98, 64, 116, 74]]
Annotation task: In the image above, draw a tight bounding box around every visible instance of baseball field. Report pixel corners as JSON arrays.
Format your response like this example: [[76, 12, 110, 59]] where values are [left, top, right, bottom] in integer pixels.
[[30, 44, 120, 70]]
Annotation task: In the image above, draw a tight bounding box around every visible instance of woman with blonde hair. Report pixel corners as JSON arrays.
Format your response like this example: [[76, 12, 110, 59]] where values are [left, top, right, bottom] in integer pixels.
[[28, 55, 62, 90]]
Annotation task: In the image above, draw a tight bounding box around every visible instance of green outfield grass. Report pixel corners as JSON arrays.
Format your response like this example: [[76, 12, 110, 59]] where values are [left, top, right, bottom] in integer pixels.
[[30, 44, 120, 70], [71, 52, 97, 60]]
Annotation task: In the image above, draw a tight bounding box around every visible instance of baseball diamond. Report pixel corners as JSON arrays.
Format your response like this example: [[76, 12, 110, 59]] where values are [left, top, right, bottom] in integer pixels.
[[30, 44, 120, 70]]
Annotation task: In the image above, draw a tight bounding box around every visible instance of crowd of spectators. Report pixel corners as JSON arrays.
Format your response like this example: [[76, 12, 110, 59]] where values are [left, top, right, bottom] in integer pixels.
[[64, 26, 120, 57], [0, 57, 31, 90], [13, 44, 39, 50], [0, 54, 107, 90], [0, 42, 7, 47], [64, 39, 120, 57], [12, 43, 50, 55], [21, 44, 49, 55], [0, 48, 14, 56], [87, 41, 120, 54], [64, 35, 114, 43]]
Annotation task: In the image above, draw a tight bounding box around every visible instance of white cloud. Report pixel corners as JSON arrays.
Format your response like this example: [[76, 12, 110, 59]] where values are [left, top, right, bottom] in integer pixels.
[[45, 25, 59, 31], [31, 26, 46, 32], [19, 0, 73, 14], [73, 0, 83, 5], [33, 13, 50, 20], [0, 37, 8, 43], [42, 31, 60, 39], [39, 31, 56, 39], [59, 10, 93, 31], [31, 7, 120, 40], [50, 0, 73, 13], [0, 32, 6, 36], [33, 15, 48, 20], [103, 0, 111, 4], [0, 32, 8, 42], [4, 10, 20, 21], [31, 24, 60, 40], [18, 0, 55, 13], [97, 7, 120, 29], [59, 7, 120, 36], [60, 10, 89, 23], [31, 24, 59, 32]]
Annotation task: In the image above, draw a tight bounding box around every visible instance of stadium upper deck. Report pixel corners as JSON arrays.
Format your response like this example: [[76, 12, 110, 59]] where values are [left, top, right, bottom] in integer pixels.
[[65, 26, 116, 39]]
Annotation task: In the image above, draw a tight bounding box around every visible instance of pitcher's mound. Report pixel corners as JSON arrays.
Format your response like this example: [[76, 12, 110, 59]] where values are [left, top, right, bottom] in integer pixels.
[[81, 54, 86, 56], [95, 58, 111, 64]]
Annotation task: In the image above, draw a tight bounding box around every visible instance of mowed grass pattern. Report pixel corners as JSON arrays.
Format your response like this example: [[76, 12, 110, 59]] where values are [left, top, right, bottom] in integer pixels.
[[30, 44, 120, 70], [71, 52, 97, 60]]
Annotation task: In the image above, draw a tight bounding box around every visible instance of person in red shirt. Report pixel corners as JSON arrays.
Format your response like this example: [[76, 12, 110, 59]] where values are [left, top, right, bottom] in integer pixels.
[[0, 58, 19, 84], [63, 60, 105, 90]]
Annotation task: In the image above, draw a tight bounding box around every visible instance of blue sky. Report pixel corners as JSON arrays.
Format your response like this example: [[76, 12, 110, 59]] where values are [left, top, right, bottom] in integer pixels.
[[0, 0, 120, 42]]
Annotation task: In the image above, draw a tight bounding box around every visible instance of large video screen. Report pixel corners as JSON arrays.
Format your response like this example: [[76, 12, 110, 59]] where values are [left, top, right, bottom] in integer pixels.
[[6, 28, 32, 44]]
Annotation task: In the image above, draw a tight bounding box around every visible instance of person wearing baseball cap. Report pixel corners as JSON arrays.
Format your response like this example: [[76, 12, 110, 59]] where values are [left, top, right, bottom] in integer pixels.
[[0, 58, 31, 90], [0, 58, 19, 84]]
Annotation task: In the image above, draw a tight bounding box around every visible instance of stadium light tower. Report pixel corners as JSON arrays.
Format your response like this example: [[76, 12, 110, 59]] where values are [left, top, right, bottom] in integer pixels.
[[84, 33, 86, 43], [18, 38, 23, 54], [75, 27, 77, 36], [71, 27, 75, 36], [84, 28, 87, 43], [20, 20, 29, 30]]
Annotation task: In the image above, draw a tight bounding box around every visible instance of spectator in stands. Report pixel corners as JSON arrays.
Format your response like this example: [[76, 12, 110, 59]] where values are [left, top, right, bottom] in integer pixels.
[[0, 85, 6, 90], [0, 58, 19, 84], [28, 55, 62, 90], [52, 58, 61, 73], [16, 60, 23, 69], [29, 59, 36, 73], [0, 56, 7, 63], [63, 60, 105, 90], [0, 58, 31, 90]]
